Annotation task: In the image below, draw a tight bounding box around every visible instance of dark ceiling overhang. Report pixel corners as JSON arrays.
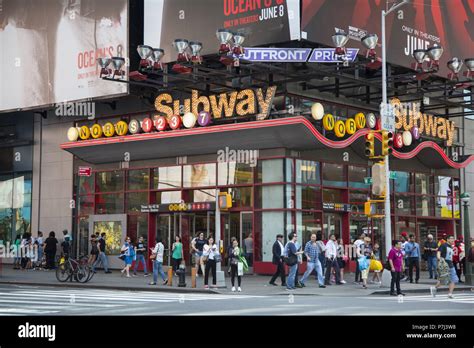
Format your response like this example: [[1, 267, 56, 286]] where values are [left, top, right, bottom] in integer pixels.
[[60, 116, 474, 169]]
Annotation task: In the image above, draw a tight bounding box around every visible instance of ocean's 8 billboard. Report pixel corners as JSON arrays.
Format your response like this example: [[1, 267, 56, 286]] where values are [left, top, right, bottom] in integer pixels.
[[302, 0, 474, 77], [0, 0, 128, 112], [144, 0, 301, 63]]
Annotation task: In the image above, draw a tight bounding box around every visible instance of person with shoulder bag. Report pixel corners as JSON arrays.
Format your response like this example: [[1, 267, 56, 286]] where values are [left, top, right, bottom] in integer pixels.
[[120, 236, 133, 278], [284, 233, 303, 291], [229, 239, 242, 292]]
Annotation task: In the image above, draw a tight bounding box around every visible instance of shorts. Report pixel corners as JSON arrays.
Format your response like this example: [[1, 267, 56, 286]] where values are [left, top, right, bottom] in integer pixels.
[[449, 267, 459, 284], [361, 268, 369, 280], [337, 258, 345, 269], [195, 251, 203, 259]]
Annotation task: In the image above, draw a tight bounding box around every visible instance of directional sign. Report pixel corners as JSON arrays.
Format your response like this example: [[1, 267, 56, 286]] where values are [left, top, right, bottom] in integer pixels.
[[78, 167, 91, 177], [380, 102, 395, 132], [364, 177, 373, 185], [389, 171, 397, 180]]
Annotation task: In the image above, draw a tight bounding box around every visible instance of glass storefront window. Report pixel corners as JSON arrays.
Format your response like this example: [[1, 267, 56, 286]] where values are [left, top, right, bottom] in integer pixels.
[[183, 164, 216, 188], [258, 211, 285, 262], [96, 171, 124, 192], [394, 172, 412, 193], [218, 162, 254, 185], [128, 169, 149, 191], [350, 214, 369, 243], [127, 214, 148, 243], [296, 185, 321, 210], [226, 187, 253, 207], [348, 166, 369, 189], [322, 188, 344, 203], [415, 173, 430, 195], [95, 194, 124, 214], [396, 217, 416, 239], [153, 166, 182, 190], [296, 211, 322, 247], [255, 185, 284, 209], [257, 159, 284, 183], [296, 160, 320, 185], [155, 191, 181, 204], [435, 196, 452, 217], [395, 194, 414, 215], [79, 195, 94, 215], [416, 195, 434, 216], [189, 189, 215, 202], [77, 216, 89, 256], [322, 163, 346, 187], [349, 190, 369, 213], [78, 175, 94, 195], [126, 192, 148, 213]]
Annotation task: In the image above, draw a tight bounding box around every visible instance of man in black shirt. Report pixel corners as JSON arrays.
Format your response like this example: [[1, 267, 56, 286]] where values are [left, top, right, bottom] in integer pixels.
[[133, 236, 149, 277], [61, 236, 71, 258], [423, 234, 438, 279], [92, 232, 111, 273]]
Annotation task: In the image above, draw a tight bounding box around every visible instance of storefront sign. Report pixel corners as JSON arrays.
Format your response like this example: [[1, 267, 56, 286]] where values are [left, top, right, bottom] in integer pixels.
[[323, 202, 351, 212], [241, 48, 312, 62], [140, 204, 160, 213], [391, 98, 455, 146], [307, 48, 359, 63], [140, 202, 216, 213], [154, 86, 277, 121], [78, 167, 91, 177]]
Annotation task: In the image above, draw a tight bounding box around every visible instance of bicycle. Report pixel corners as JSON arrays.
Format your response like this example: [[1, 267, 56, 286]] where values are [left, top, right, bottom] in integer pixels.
[[55, 255, 91, 283]]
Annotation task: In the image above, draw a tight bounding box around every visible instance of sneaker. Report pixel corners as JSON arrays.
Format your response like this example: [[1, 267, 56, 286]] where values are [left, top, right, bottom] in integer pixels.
[[430, 286, 437, 297], [295, 283, 303, 288], [300, 282, 306, 288], [149, 282, 156, 285], [397, 292, 406, 296], [319, 285, 326, 288], [237, 287, 242, 292], [231, 286, 236, 292], [269, 282, 277, 286], [390, 292, 397, 296], [340, 280, 347, 284], [286, 288, 295, 291], [132, 274, 137, 277], [204, 285, 209, 289], [448, 293, 454, 299], [163, 279, 168, 285], [144, 273, 149, 277]]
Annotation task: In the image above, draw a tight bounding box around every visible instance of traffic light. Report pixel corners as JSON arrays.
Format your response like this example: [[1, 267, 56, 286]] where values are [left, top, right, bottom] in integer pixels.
[[365, 131, 375, 157], [364, 201, 378, 216], [218, 192, 232, 210], [371, 162, 386, 197], [381, 130, 393, 156]]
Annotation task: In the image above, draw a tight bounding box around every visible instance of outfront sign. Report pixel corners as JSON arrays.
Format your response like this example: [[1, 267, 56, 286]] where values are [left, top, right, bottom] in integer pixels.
[[307, 48, 359, 63], [240, 47, 359, 63]]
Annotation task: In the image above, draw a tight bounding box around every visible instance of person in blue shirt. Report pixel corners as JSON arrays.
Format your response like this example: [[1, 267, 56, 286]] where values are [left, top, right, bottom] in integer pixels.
[[120, 237, 135, 278], [284, 233, 304, 291], [405, 234, 421, 283]]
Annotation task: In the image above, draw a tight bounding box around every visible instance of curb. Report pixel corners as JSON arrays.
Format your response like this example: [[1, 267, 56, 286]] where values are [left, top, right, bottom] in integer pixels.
[[0, 281, 220, 294], [371, 287, 473, 295]]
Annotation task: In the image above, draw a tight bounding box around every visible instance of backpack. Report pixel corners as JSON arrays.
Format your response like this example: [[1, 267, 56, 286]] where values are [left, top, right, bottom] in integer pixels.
[[283, 243, 298, 266]]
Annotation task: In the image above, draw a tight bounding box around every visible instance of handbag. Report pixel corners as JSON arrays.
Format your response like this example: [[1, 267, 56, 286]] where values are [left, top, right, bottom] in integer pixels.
[[237, 262, 244, 276], [149, 253, 156, 261], [358, 256, 369, 271], [118, 254, 125, 261]]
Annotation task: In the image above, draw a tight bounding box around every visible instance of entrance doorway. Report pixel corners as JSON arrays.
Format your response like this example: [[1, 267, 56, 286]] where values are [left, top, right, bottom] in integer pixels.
[[221, 212, 253, 267], [323, 213, 342, 240]]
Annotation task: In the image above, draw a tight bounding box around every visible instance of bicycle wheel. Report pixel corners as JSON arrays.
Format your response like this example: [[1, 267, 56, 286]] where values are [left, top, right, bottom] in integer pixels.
[[86, 265, 95, 282], [56, 262, 71, 282], [75, 264, 90, 283]]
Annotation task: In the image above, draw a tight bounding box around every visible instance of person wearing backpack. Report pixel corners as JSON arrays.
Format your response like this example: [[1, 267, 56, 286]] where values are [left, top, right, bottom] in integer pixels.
[[434, 235, 458, 298], [284, 232, 303, 291]]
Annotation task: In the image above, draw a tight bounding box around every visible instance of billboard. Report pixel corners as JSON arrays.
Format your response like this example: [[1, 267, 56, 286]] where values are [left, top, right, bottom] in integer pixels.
[[301, 0, 474, 76], [0, 0, 128, 112], [144, 0, 300, 62]]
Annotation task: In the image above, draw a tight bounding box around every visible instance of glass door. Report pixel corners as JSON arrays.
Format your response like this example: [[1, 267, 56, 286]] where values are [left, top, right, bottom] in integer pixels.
[[323, 213, 342, 240], [241, 212, 253, 267], [156, 214, 172, 266]]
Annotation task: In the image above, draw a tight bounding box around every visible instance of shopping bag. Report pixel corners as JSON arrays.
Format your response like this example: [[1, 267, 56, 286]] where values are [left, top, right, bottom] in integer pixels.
[[358, 256, 369, 271], [237, 262, 244, 276], [238, 255, 249, 272], [369, 259, 383, 271]]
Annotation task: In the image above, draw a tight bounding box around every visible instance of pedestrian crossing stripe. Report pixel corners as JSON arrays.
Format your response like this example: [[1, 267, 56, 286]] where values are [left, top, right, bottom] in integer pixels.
[[364, 294, 474, 303]]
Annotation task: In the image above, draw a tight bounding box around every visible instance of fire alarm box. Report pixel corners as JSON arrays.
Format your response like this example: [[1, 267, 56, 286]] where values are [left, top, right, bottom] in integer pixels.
[[218, 192, 232, 210]]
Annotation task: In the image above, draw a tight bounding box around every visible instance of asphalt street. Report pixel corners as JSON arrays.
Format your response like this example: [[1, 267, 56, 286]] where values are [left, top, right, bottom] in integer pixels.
[[0, 284, 472, 316]]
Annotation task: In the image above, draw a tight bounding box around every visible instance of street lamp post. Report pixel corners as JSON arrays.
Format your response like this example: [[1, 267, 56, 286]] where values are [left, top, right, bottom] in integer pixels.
[[461, 192, 472, 285], [381, 0, 409, 257]]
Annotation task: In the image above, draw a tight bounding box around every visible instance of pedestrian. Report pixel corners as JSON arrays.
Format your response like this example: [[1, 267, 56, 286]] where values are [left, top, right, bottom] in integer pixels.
[[300, 233, 325, 288], [324, 234, 342, 285], [357, 237, 372, 289], [229, 239, 242, 292], [203, 237, 219, 289], [43, 231, 58, 270], [226, 237, 237, 275], [353, 233, 366, 283], [120, 236, 134, 278], [468, 239, 474, 292], [269, 234, 286, 287], [370, 242, 382, 284], [388, 240, 405, 296], [400, 232, 409, 280], [453, 237, 464, 283], [35, 231, 44, 270], [171, 235, 184, 274], [89, 234, 98, 265], [61, 236, 71, 259], [92, 232, 112, 274], [191, 232, 207, 277], [315, 232, 326, 280], [336, 237, 347, 284], [244, 233, 253, 267], [149, 237, 168, 285], [294, 239, 304, 288], [12, 234, 22, 269], [434, 235, 458, 298], [284, 232, 303, 291], [133, 236, 149, 277], [423, 234, 438, 279], [404, 234, 421, 283]]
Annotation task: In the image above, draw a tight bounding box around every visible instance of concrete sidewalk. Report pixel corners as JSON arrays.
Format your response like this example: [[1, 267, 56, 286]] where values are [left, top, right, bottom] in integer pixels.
[[0, 267, 472, 296]]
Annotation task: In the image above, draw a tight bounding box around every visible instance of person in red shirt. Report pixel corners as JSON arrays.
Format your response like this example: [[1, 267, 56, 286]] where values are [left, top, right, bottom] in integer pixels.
[[453, 238, 464, 283], [388, 239, 405, 296]]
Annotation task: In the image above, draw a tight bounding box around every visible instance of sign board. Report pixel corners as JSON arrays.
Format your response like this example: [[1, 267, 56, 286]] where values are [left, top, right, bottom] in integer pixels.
[[307, 48, 359, 63], [141, 202, 216, 213], [364, 177, 373, 185], [322, 202, 351, 212], [389, 172, 397, 180], [380, 102, 395, 133], [241, 48, 312, 62], [78, 167, 92, 177]]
